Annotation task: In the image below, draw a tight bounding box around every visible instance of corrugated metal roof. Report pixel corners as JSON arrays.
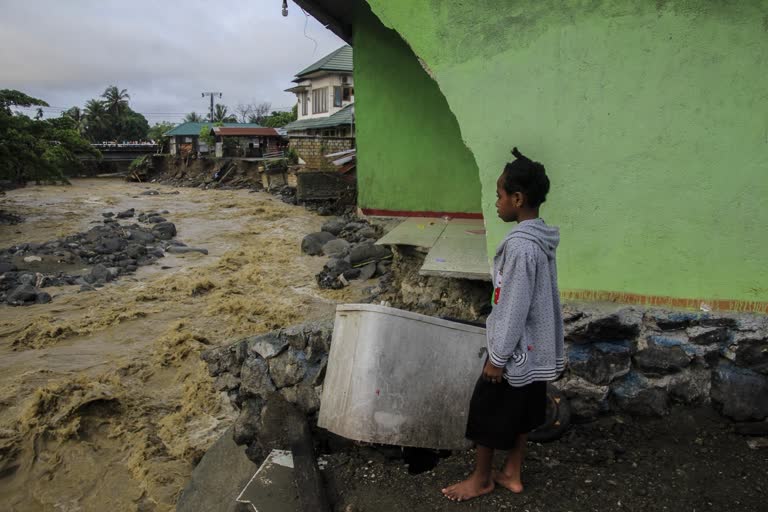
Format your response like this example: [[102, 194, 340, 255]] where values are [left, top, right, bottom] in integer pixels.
[[284, 104, 354, 132], [294, 45, 353, 79], [212, 127, 281, 137], [164, 122, 263, 137]]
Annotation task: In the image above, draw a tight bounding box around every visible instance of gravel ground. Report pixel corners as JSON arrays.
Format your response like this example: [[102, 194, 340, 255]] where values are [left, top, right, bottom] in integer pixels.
[[322, 407, 767, 512]]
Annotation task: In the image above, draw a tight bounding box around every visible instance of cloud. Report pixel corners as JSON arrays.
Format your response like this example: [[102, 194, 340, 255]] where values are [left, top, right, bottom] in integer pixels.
[[0, 0, 345, 123]]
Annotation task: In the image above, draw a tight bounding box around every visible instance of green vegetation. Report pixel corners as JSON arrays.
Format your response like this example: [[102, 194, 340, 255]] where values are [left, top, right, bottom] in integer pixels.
[[64, 85, 150, 143], [0, 89, 98, 184]]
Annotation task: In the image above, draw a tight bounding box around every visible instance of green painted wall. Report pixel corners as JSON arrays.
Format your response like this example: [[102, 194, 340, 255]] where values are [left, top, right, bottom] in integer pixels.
[[364, 0, 768, 307], [353, 4, 481, 214]]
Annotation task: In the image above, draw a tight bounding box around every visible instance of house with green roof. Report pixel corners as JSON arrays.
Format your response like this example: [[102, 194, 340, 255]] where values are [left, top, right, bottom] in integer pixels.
[[164, 122, 264, 157], [284, 45, 355, 167]]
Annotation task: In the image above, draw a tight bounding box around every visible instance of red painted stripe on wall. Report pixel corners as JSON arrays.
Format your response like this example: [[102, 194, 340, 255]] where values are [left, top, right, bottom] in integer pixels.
[[561, 289, 768, 314], [360, 208, 483, 219]]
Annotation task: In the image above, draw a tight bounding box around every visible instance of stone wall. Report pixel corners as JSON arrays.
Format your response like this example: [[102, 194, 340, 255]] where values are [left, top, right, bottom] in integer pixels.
[[202, 303, 767, 462], [202, 320, 334, 460], [289, 137, 354, 169], [557, 305, 768, 422]]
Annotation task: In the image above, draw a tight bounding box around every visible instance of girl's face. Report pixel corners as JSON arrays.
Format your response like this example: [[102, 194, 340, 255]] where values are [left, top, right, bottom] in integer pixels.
[[495, 173, 523, 222]]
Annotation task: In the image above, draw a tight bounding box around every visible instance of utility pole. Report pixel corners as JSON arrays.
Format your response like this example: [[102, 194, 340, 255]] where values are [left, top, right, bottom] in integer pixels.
[[202, 92, 222, 122]]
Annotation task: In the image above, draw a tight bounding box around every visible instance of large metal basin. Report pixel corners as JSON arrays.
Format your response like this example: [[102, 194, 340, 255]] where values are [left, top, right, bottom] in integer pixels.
[[318, 304, 486, 449]]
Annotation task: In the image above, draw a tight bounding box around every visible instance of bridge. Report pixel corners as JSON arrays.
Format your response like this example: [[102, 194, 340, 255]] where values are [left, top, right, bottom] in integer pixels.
[[83, 143, 160, 162]]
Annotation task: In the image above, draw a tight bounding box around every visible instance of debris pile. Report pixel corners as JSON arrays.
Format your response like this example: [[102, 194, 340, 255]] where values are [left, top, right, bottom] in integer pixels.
[[301, 217, 393, 290], [0, 208, 205, 306]]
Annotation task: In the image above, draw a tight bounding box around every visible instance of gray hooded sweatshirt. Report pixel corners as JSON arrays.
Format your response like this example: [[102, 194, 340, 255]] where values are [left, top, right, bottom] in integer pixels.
[[486, 218, 565, 386]]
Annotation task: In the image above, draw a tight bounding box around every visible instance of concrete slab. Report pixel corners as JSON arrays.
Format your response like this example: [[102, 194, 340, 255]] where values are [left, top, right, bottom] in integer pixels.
[[237, 450, 299, 512], [420, 219, 490, 281], [375, 217, 448, 248], [176, 427, 258, 512]]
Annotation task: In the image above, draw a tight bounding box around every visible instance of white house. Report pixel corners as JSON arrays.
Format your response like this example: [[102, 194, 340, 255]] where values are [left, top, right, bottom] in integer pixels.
[[284, 45, 354, 138]]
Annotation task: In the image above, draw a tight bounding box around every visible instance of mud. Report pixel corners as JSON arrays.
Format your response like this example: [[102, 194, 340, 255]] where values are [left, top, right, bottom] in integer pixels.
[[0, 178, 366, 511], [324, 408, 767, 512]]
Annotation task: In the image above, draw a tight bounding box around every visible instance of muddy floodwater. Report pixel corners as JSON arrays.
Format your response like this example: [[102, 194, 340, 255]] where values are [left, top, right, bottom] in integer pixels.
[[0, 179, 362, 511]]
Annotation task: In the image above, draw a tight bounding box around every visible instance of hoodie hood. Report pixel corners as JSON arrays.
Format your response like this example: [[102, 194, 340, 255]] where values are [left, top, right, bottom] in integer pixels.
[[498, 218, 560, 260]]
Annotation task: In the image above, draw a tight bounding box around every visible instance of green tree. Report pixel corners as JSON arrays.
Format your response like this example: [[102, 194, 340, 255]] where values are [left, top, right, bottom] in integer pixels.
[[148, 121, 175, 142], [260, 108, 298, 128], [117, 109, 149, 141], [148, 121, 175, 152], [185, 112, 204, 122], [211, 104, 236, 123], [101, 85, 130, 118], [63, 106, 86, 135], [199, 124, 215, 149], [0, 90, 98, 184], [84, 99, 109, 142]]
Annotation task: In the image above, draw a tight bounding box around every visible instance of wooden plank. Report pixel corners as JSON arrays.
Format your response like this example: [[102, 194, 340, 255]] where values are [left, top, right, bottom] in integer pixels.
[[375, 217, 448, 248], [419, 219, 490, 281]]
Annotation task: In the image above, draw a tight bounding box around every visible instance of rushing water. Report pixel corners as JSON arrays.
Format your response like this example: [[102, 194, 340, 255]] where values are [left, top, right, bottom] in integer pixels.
[[0, 178, 361, 511]]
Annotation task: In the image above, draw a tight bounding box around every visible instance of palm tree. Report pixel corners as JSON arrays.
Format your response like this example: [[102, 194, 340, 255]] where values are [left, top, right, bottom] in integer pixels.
[[211, 103, 237, 123], [63, 106, 86, 134], [84, 99, 109, 142], [184, 112, 204, 122], [101, 85, 130, 118]]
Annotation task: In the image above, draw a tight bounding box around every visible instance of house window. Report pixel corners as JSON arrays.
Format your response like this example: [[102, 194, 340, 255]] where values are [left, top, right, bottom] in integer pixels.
[[312, 87, 328, 114], [301, 91, 308, 116], [333, 86, 342, 107], [343, 87, 353, 102]]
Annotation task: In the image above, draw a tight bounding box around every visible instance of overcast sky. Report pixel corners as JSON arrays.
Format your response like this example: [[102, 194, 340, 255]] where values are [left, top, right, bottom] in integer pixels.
[[0, 0, 344, 124]]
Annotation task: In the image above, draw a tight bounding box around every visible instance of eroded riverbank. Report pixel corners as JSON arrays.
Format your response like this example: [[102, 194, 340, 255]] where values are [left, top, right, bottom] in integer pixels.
[[0, 178, 363, 511]]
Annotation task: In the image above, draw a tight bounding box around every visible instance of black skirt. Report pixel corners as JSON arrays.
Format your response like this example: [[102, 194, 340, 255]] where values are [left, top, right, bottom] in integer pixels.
[[465, 376, 547, 450]]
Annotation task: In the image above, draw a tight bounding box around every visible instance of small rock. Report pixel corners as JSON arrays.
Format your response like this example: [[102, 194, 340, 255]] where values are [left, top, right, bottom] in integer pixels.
[[301, 232, 336, 256], [233, 397, 264, 445], [610, 371, 669, 416], [0, 261, 17, 273], [116, 208, 135, 218], [165, 246, 208, 255], [711, 363, 768, 421], [349, 242, 391, 266], [268, 348, 308, 388], [634, 336, 692, 375], [248, 332, 289, 360], [84, 263, 112, 284], [240, 357, 276, 399], [686, 325, 729, 345], [152, 222, 177, 240], [358, 262, 377, 281], [320, 218, 347, 236], [6, 284, 39, 305], [322, 238, 350, 258]]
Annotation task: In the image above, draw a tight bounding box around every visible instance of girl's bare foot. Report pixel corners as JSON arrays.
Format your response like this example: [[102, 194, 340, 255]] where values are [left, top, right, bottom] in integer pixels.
[[441, 474, 495, 502], [492, 469, 524, 493]]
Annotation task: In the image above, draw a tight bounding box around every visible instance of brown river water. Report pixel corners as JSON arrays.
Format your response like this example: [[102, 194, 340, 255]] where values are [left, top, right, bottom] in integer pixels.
[[0, 179, 362, 511]]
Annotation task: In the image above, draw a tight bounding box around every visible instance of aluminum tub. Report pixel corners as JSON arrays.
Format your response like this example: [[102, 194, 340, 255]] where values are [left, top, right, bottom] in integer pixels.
[[318, 304, 486, 449]]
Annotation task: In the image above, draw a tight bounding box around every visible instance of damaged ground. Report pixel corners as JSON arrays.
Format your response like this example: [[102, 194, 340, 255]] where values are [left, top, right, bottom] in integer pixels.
[[0, 178, 368, 511], [322, 406, 767, 512]]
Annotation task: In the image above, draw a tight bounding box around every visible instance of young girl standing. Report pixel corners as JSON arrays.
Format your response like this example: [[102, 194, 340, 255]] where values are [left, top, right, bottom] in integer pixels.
[[442, 148, 565, 502]]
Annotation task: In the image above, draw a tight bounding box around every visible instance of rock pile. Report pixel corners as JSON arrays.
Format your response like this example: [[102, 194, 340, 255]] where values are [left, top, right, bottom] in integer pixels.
[[301, 217, 393, 290], [0, 209, 23, 225], [0, 209, 203, 306]]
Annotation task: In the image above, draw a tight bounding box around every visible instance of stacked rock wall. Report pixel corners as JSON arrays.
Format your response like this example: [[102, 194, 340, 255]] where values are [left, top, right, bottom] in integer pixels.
[[203, 304, 767, 460], [558, 305, 768, 422]]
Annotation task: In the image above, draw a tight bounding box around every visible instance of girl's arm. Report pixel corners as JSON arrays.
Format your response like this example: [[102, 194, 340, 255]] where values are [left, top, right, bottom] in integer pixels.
[[487, 242, 536, 368]]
